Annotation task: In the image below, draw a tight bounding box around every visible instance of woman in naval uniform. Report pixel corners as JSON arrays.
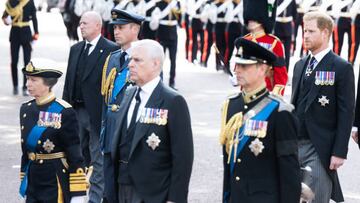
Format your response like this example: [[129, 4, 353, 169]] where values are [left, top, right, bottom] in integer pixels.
[[19, 59, 87, 203]]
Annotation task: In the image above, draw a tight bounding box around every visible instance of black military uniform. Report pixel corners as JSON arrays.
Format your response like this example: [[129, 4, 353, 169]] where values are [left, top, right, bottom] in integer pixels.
[[200, 0, 215, 67], [214, 0, 228, 72], [274, 0, 297, 71], [100, 9, 144, 203], [140, 0, 158, 40], [224, 0, 243, 71], [2, 0, 38, 95], [332, 0, 360, 65], [154, 0, 181, 88], [187, 0, 205, 63], [220, 38, 301, 203], [19, 62, 87, 202]]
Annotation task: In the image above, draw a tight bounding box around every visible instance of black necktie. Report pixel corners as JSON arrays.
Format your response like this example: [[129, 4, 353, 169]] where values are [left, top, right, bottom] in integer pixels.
[[119, 51, 127, 69], [128, 88, 141, 130], [84, 43, 92, 57], [305, 56, 317, 77]]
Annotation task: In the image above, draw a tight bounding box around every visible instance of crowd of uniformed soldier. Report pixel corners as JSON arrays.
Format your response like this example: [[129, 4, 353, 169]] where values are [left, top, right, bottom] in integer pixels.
[[3, 0, 360, 203]]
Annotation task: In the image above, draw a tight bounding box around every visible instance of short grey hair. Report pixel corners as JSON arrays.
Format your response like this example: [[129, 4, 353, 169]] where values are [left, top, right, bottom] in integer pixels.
[[130, 39, 165, 68], [42, 77, 58, 91]]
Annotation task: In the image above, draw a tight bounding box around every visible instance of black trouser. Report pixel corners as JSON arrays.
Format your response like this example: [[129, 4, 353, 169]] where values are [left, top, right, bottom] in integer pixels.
[[225, 22, 242, 73], [215, 22, 227, 70], [10, 40, 31, 89], [160, 39, 177, 86], [201, 22, 214, 67], [190, 18, 204, 62], [103, 152, 118, 203], [278, 35, 292, 71], [333, 16, 360, 64], [26, 195, 58, 203]]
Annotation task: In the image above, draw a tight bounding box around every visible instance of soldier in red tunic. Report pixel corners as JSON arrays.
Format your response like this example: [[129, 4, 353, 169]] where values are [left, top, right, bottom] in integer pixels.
[[243, 0, 288, 95]]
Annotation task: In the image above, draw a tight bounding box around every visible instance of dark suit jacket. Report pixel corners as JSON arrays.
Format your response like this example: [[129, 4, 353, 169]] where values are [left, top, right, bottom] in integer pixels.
[[354, 65, 360, 149], [63, 37, 118, 133], [291, 51, 355, 201], [111, 81, 194, 203]]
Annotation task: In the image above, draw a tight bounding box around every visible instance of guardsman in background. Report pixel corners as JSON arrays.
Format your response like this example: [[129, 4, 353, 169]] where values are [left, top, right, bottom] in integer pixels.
[[332, 0, 360, 65], [199, 0, 216, 67], [139, 0, 159, 40], [187, 0, 206, 64], [151, 0, 181, 89], [243, 0, 288, 95], [274, 0, 298, 71], [100, 9, 144, 203], [19, 59, 87, 202], [224, 0, 243, 72], [220, 38, 301, 203], [2, 0, 39, 96], [213, 0, 230, 73]]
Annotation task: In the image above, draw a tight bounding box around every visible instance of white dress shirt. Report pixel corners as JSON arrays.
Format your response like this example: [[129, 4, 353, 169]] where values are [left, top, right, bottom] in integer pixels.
[[127, 76, 161, 127]]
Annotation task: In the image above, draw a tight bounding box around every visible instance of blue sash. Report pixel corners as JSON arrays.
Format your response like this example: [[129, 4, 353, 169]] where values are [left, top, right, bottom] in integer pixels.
[[19, 101, 64, 197], [224, 100, 278, 203], [111, 58, 131, 104], [229, 100, 278, 175]]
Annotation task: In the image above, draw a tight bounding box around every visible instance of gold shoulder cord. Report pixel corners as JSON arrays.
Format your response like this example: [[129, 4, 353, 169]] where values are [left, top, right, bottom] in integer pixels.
[[5, 0, 29, 24], [101, 55, 118, 104], [219, 100, 243, 163]]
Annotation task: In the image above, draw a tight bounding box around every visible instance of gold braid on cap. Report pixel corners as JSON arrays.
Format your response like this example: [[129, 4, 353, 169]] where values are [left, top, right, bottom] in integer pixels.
[[219, 100, 243, 155], [101, 55, 117, 104], [5, 0, 29, 23]]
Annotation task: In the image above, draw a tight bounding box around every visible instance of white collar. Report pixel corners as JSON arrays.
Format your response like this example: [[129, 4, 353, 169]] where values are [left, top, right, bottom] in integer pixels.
[[86, 34, 101, 47], [311, 47, 331, 63], [140, 76, 161, 96]]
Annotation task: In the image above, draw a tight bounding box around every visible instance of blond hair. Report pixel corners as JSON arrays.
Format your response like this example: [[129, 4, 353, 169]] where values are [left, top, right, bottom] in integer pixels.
[[303, 11, 334, 36]]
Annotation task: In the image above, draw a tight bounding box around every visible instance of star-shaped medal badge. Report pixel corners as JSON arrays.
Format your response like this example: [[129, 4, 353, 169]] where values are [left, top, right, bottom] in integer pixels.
[[43, 139, 55, 153], [318, 95, 329, 107], [249, 138, 264, 156], [146, 133, 161, 150]]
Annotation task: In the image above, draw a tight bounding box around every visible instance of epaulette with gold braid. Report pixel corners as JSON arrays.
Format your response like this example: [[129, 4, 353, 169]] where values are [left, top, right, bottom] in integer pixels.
[[5, 0, 29, 21], [69, 168, 87, 192], [56, 98, 72, 108]]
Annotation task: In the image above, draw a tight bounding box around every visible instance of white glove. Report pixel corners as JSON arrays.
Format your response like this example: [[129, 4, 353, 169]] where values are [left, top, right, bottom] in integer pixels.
[[70, 196, 86, 203]]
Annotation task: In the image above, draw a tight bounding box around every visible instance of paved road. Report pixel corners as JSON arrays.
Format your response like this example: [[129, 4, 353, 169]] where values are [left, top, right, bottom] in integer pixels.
[[0, 10, 359, 202]]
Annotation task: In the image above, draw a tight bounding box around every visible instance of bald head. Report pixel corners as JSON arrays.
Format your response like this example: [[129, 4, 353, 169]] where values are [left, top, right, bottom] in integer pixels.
[[79, 11, 103, 41]]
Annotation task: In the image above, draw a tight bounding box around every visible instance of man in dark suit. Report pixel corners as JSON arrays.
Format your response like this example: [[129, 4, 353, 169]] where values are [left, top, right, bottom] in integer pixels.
[[100, 9, 144, 203], [221, 38, 301, 203], [62, 11, 118, 203], [111, 39, 194, 203], [291, 11, 355, 203]]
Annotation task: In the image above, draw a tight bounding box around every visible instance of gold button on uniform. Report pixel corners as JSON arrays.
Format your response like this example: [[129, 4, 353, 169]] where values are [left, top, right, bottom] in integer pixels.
[[62, 169, 66, 173], [21, 126, 24, 130], [39, 160, 43, 164], [237, 158, 241, 163], [244, 105, 248, 109], [27, 103, 31, 106], [23, 114, 27, 118], [21, 139, 24, 143], [236, 176, 240, 181], [38, 140, 41, 144]]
